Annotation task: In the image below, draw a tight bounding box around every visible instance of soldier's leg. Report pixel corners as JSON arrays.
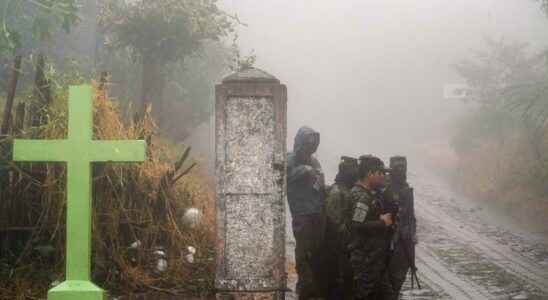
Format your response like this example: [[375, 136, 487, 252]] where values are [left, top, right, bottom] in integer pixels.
[[339, 249, 353, 300], [294, 221, 320, 300], [351, 248, 385, 300], [322, 223, 342, 300], [376, 269, 397, 300]]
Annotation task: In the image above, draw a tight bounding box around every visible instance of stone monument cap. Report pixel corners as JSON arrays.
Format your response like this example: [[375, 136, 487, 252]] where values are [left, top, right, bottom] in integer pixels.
[[222, 67, 280, 84]]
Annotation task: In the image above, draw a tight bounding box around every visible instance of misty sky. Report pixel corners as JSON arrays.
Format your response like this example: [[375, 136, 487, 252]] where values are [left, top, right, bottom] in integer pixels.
[[219, 0, 548, 180]]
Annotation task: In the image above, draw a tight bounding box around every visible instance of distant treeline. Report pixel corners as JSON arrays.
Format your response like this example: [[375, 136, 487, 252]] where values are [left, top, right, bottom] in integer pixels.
[[448, 37, 548, 229]]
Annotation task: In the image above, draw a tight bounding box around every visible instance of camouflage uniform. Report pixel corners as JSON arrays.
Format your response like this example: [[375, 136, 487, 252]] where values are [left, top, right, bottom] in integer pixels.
[[348, 156, 395, 300], [287, 126, 325, 300], [323, 157, 358, 300], [385, 156, 417, 300]]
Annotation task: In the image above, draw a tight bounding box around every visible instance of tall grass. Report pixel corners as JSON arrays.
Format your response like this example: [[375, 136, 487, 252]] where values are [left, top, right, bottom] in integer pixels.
[[0, 86, 216, 299]]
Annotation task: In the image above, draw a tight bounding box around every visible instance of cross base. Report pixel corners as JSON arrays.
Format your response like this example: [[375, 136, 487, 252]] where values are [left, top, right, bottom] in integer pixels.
[[48, 280, 105, 300]]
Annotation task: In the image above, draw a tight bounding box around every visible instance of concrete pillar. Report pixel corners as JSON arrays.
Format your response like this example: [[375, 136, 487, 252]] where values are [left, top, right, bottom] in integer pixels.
[[215, 68, 287, 300]]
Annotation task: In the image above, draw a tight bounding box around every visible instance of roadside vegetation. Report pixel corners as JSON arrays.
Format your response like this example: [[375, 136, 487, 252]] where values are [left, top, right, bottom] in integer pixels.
[[446, 36, 548, 231], [0, 0, 248, 298]]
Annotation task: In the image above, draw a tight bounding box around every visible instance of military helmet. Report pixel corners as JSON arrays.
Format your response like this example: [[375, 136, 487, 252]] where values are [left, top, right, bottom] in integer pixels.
[[340, 156, 358, 167], [358, 155, 387, 178], [337, 156, 358, 184]]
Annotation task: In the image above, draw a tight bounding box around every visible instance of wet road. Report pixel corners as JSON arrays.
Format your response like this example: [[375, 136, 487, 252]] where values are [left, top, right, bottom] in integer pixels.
[[286, 167, 548, 300]]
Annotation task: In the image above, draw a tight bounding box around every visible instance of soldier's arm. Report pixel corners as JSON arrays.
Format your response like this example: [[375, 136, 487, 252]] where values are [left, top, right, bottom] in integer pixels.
[[287, 155, 312, 184], [326, 187, 343, 224], [287, 165, 312, 183], [310, 157, 325, 188], [350, 194, 386, 232]]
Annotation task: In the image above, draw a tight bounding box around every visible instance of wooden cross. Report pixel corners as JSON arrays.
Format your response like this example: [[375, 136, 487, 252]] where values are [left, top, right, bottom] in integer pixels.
[[13, 85, 146, 300]]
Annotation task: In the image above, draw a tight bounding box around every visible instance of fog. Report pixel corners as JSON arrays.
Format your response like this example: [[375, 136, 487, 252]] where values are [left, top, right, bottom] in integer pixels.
[[218, 0, 548, 180]]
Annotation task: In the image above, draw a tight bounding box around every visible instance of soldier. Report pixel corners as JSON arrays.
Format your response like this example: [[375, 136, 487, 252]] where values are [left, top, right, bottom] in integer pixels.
[[324, 156, 359, 300], [385, 156, 418, 299], [287, 126, 325, 300], [348, 155, 395, 300]]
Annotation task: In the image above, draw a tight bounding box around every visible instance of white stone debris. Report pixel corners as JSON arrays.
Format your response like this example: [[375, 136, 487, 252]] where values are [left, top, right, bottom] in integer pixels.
[[152, 246, 168, 272], [512, 292, 528, 300], [50, 280, 61, 287], [185, 246, 196, 263], [183, 208, 202, 228], [156, 258, 168, 272], [130, 240, 141, 248]]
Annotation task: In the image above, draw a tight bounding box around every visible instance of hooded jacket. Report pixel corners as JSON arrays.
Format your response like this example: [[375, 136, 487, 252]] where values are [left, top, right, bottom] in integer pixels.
[[287, 126, 325, 217]]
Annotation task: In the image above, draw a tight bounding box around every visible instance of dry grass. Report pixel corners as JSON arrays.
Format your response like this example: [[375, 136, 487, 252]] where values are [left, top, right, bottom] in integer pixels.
[[0, 85, 216, 299], [420, 133, 548, 232]]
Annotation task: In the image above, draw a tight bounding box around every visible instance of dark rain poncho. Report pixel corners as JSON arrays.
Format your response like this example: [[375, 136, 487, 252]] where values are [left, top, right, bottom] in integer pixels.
[[287, 126, 325, 217]]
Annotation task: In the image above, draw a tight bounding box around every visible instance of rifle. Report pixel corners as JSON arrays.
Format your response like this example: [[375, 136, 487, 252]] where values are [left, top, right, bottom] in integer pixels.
[[380, 185, 422, 290]]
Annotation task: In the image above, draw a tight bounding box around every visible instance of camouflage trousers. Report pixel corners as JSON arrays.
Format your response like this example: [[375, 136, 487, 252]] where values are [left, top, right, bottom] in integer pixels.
[[387, 239, 413, 300], [293, 214, 325, 300], [322, 223, 353, 300], [350, 244, 395, 300], [334, 247, 353, 300]]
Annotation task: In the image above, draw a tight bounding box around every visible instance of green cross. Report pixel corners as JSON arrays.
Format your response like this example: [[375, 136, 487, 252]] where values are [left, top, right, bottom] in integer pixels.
[[13, 85, 146, 300]]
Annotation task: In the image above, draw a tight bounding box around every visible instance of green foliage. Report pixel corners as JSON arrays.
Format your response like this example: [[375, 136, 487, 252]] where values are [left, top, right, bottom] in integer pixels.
[[99, 39, 234, 140], [100, 0, 236, 63], [0, 0, 79, 54], [454, 38, 548, 126], [98, 0, 239, 133], [451, 38, 548, 199], [451, 38, 543, 155], [0, 83, 217, 298], [454, 38, 541, 106]]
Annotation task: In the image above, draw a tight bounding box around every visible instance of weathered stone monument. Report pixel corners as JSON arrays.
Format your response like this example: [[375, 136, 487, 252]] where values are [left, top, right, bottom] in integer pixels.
[[13, 85, 146, 300], [215, 68, 287, 300]]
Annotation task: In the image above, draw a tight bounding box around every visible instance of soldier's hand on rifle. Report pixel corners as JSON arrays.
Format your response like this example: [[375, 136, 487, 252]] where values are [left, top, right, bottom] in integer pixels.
[[380, 213, 393, 226]]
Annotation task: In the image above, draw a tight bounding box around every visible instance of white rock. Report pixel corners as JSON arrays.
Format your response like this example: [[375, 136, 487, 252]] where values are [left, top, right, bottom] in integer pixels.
[[187, 246, 196, 254], [410, 289, 431, 296], [130, 240, 142, 248], [183, 208, 202, 228], [156, 258, 168, 272], [153, 250, 166, 257], [512, 292, 528, 300], [186, 253, 194, 263], [50, 280, 61, 287]]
